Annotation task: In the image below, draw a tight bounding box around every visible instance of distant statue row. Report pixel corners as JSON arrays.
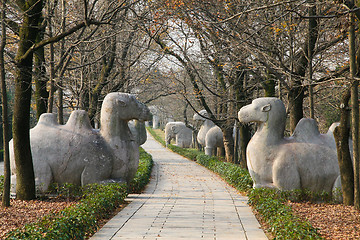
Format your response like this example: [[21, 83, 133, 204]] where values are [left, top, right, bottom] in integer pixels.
[[10, 93, 152, 193], [164, 110, 224, 155]]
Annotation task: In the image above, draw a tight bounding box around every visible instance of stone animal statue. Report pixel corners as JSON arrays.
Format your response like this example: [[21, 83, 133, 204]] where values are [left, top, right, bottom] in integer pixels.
[[149, 106, 160, 129], [128, 120, 147, 145], [193, 110, 224, 156], [238, 97, 341, 195], [164, 122, 193, 148], [10, 93, 152, 192]]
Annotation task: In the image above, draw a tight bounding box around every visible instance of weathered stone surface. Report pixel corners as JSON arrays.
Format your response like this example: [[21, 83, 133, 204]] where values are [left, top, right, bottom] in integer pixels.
[[193, 110, 223, 155], [164, 122, 192, 148], [238, 97, 341, 194], [10, 93, 152, 192], [128, 120, 147, 145]]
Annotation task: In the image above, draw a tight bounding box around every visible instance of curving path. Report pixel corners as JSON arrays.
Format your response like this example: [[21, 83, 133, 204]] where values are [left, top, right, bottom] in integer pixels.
[[91, 132, 267, 240]]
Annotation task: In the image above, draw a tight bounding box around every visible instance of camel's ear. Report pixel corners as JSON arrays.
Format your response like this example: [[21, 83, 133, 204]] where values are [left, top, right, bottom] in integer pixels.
[[116, 99, 127, 107], [261, 104, 271, 112]]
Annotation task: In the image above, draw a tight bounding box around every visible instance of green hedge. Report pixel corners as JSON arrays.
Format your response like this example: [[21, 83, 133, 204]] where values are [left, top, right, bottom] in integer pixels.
[[148, 128, 323, 239], [5, 183, 127, 239], [248, 188, 322, 239], [128, 147, 153, 193], [3, 147, 153, 239]]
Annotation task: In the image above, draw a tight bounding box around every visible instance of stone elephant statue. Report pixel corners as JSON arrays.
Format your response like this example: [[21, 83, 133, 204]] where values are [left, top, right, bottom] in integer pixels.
[[165, 122, 193, 148]]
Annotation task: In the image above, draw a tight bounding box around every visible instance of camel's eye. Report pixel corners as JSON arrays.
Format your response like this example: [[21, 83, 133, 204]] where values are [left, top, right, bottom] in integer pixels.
[[116, 99, 127, 107], [261, 104, 271, 112]]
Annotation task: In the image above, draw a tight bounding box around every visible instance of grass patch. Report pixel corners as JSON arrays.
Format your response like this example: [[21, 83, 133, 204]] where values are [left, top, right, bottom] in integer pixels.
[[147, 127, 166, 146], [128, 147, 153, 193]]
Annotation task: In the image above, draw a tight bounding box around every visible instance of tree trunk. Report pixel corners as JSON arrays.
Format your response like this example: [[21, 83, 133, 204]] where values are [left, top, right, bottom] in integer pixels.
[[307, 0, 317, 119], [34, 15, 48, 120], [288, 84, 304, 133], [223, 125, 234, 163], [234, 67, 250, 167], [88, 37, 116, 125], [288, 1, 317, 133], [333, 88, 354, 205], [47, 5, 55, 113], [238, 123, 251, 169], [1, 0, 10, 207], [34, 47, 48, 119], [349, 8, 360, 210], [57, 0, 66, 125], [233, 122, 239, 164], [263, 70, 275, 97], [13, 0, 43, 200]]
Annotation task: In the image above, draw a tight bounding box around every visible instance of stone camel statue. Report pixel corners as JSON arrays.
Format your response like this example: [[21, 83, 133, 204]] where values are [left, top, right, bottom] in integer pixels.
[[193, 110, 224, 156], [10, 92, 152, 192], [164, 122, 193, 148], [238, 97, 341, 195]]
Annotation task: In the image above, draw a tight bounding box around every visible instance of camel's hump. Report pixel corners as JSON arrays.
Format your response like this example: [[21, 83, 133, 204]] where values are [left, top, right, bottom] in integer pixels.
[[292, 118, 320, 142], [65, 110, 93, 130], [36, 113, 59, 126]]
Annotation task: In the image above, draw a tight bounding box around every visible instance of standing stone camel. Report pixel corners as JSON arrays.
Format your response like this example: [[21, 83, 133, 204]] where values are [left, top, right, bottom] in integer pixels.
[[193, 110, 224, 156], [10, 93, 152, 192], [238, 97, 341, 195]]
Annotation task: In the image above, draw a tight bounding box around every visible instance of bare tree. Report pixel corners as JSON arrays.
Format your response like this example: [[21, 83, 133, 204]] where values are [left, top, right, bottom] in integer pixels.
[[1, 0, 10, 207], [348, 0, 360, 210], [12, 0, 119, 200]]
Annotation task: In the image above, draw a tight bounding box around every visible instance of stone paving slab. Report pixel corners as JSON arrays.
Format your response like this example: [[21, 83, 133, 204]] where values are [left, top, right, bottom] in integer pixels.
[[91, 132, 267, 240]]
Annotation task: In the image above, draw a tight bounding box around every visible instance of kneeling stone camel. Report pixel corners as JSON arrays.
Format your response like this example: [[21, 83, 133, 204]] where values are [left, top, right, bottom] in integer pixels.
[[238, 97, 341, 195], [10, 92, 152, 192]]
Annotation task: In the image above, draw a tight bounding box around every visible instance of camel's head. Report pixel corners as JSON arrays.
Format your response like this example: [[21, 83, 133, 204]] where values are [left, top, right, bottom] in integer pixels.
[[238, 98, 286, 125], [101, 93, 152, 122], [193, 109, 208, 122]]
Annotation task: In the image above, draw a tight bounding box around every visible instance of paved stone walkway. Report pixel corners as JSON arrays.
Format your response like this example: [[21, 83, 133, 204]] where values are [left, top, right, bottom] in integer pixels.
[[91, 132, 267, 240]]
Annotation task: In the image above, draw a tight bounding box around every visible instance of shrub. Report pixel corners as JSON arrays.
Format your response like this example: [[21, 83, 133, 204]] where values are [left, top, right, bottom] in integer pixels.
[[168, 144, 199, 161], [248, 188, 322, 240], [128, 147, 153, 193], [5, 183, 127, 240]]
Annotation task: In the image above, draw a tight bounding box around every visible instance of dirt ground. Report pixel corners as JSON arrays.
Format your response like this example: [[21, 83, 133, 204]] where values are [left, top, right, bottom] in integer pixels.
[[0, 198, 76, 239], [0, 198, 359, 239], [289, 201, 360, 240]]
